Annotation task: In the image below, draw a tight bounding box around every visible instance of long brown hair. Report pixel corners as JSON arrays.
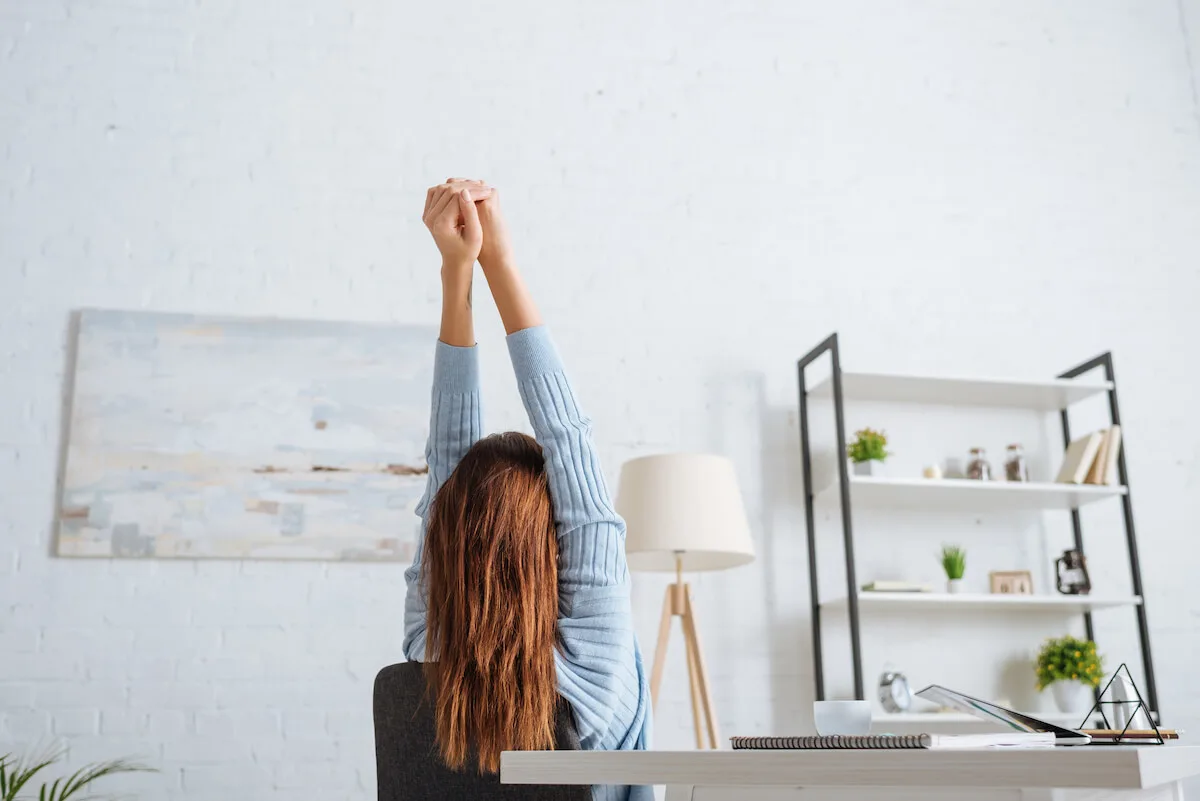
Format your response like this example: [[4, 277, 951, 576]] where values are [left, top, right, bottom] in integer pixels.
[[422, 431, 560, 773]]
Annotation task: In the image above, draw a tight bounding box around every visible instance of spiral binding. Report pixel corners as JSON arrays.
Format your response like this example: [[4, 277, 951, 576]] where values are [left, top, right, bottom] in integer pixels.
[[729, 734, 931, 750]]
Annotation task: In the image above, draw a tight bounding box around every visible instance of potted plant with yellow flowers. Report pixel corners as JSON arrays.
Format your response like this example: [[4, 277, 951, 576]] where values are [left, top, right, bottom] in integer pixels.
[[847, 428, 891, 477], [1036, 635, 1104, 713]]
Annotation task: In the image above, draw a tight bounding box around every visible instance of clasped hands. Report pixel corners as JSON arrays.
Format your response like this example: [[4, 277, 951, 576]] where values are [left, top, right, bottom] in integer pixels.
[[422, 178, 514, 277]]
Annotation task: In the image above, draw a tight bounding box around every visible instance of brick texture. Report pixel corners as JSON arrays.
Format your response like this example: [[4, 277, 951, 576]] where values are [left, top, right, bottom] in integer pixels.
[[2, 0, 1199, 798]]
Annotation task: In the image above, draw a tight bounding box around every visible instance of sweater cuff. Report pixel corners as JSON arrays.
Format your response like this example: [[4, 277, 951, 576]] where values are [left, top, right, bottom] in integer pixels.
[[506, 326, 564, 379], [434, 340, 479, 394]]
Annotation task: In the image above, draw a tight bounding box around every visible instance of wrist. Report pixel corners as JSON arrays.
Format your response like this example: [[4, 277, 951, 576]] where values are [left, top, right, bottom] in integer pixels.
[[479, 255, 518, 276], [441, 260, 474, 283]]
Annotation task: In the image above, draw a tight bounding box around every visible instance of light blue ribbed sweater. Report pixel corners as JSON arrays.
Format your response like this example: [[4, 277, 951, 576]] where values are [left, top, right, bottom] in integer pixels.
[[402, 326, 653, 801]]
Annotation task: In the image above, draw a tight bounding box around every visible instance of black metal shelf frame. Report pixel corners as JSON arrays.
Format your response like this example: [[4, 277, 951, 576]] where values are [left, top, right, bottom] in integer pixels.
[[796, 332, 1159, 719]]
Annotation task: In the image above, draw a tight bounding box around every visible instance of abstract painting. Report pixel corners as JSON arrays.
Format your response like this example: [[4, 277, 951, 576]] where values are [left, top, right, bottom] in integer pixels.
[[57, 310, 436, 561]]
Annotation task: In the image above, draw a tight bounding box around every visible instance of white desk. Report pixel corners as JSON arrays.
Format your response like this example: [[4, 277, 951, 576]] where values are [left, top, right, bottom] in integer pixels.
[[501, 746, 1200, 801]]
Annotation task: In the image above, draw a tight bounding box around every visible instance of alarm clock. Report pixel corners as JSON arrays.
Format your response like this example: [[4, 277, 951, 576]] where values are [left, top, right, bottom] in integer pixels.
[[878, 669, 912, 713]]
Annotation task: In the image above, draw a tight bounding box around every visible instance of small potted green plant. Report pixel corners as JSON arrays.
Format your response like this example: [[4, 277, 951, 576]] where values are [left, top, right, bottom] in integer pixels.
[[847, 428, 890, 477], [1036, 635, 1103, 713], [0, 746, 152, 800], [941, 545, 966, 593]]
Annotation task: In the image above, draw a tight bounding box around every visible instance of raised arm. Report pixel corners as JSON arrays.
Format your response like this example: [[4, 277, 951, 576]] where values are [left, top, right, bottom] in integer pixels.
[[402, 181, 491, 661], [476, 189, 623, 595], [478, 190, 651, 754]]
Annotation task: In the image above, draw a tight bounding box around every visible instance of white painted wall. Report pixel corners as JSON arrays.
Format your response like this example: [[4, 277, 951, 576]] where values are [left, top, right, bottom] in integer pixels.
[[2, 1, 1199, 798]]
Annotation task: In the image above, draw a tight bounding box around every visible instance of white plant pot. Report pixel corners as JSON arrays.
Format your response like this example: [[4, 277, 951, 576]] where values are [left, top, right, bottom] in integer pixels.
[[1051, 680, 1092, 714], [946, 578, 964, 594], [852, 460, 882, 477]]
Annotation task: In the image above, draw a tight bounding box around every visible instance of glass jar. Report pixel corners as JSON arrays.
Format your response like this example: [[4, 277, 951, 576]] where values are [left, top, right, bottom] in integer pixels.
[[1005, 443, 1029, 482], [966, 447, 992, 480]]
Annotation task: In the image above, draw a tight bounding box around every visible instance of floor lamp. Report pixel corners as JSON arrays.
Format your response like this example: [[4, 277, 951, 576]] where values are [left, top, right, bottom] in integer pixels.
[[616, 454, 755, 750]]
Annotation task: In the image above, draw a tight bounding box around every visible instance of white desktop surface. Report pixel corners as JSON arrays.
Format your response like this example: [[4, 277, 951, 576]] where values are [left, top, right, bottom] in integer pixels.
[[502, 745, 1200, 800]]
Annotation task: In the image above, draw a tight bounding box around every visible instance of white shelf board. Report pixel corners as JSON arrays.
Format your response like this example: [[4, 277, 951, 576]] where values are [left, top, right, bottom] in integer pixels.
[[825, 476, 1127, 511], [872, 711, 1086, 725], [824, 592, 1142, 613], [808, 371, 1112, 410]]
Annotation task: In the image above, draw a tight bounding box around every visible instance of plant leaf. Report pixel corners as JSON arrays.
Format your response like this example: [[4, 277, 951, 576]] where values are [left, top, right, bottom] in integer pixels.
[[55, 760, 155, 800], [3, 748, 61, 801], [58, 765, 89, 800]]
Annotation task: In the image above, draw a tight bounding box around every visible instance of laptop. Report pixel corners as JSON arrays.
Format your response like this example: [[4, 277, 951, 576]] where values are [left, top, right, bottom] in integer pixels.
[[916, 684, 1093, 745]]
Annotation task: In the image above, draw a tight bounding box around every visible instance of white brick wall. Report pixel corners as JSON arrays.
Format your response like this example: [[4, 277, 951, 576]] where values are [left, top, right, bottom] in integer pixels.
[[2, 0, 1199, 798]]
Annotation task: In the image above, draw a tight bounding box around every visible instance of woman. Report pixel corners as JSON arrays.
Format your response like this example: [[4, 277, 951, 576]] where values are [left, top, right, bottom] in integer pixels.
[[402, 179, 652, 801]]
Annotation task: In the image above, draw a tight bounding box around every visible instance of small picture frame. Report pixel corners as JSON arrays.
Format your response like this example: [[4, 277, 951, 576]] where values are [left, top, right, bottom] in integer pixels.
[[989, 570, 1034, 595]]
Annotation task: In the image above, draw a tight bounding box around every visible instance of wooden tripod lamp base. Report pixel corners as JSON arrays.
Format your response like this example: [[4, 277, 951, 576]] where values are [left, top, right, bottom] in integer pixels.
[[648, 556, 719, 749]]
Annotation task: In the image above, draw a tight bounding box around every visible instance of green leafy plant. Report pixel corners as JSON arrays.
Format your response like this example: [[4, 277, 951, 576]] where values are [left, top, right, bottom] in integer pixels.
[[0, 746, 153, 801], [847, 428, 890, 463], [940, 545, 966, 580], [1036, 635, 1103, 690]]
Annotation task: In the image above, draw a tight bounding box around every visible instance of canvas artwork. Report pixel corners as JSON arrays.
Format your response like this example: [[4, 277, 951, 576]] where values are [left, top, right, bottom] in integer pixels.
[[57, 310, 436, 561]]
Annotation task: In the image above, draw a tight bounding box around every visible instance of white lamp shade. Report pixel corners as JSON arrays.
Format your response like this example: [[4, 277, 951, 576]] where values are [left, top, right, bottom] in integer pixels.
[[616, 453, 755, 572]]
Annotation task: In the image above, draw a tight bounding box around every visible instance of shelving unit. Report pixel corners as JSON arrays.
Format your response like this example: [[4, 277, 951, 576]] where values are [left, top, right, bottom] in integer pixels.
[[823, 592, 1143, 614], [808, 371, 1112, 410], [796, 333, 1158, 720], [820, 475, 1126, 512]]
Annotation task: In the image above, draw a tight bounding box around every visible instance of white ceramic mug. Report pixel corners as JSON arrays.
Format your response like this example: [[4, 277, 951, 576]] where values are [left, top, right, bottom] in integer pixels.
[[813, 700, 872, 736]]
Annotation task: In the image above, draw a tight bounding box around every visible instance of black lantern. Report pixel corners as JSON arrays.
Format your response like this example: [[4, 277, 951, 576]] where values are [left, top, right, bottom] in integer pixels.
[[1055, 548, 1092, 595]]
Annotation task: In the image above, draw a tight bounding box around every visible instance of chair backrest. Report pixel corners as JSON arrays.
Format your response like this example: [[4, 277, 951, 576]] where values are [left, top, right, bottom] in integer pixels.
[[373, 662, 589, 801]]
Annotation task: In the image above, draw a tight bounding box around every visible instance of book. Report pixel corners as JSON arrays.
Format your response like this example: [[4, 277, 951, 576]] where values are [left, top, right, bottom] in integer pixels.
[[730, 732, 1054, 750], [1083, 728, 1178, 742], [1101, 425, 1121, 485], [1085, 428, 1112, 485], [861, 581, 932, 593], [1055, 431, 1104, 484]]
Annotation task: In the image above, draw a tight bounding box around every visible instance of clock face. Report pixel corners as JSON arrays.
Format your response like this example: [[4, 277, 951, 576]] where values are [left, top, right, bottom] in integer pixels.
[[879, 671, 912, 712]]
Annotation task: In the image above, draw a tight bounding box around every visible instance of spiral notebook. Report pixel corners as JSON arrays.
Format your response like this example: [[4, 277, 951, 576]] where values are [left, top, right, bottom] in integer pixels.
[[730, 732, 1054, 750]]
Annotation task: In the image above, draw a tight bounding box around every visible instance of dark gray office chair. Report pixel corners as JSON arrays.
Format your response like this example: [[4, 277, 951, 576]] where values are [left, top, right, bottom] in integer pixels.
[[373, 662, 590, 801]]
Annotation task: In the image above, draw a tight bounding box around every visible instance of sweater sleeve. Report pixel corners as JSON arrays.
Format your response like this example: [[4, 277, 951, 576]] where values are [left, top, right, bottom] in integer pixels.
[[402, 340, 483, 662], [507, 326, 652, 764]]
